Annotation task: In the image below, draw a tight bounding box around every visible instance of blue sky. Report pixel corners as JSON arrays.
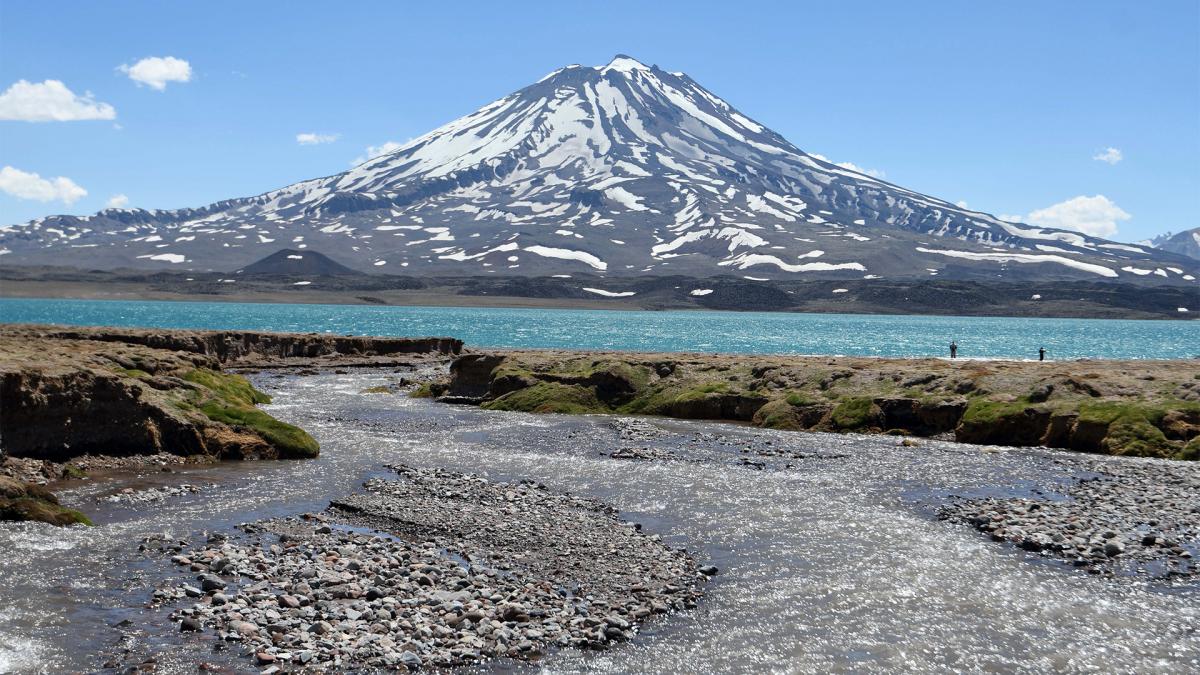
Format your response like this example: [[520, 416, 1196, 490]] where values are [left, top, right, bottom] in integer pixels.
[[1, 0, 1196, 242]]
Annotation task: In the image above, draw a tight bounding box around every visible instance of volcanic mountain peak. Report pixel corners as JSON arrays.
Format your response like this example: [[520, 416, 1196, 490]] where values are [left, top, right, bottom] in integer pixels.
[[2, 55, 1196, 284], [239, 248, 361, 276], [601, 54, 652, 72]]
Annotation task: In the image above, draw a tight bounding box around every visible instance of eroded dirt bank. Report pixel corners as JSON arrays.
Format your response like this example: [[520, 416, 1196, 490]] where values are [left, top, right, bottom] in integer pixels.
[[428, 350, 1200, 460], [12, 324, 462, 367], [0, 325, 458, 525]]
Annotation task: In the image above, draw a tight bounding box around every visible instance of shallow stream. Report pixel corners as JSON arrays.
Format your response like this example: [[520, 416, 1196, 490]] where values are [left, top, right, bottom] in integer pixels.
[[1, 371, 1196, 673]]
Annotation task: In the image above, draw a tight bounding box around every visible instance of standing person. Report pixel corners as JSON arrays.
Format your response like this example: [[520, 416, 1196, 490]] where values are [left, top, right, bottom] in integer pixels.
[[1039, 347, 1046, 361], [950, 340, 958, 359]]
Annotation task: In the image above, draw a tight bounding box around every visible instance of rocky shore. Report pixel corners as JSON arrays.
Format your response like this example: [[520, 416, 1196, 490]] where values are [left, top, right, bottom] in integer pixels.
[[428, 351, 1200, 460], [940, 457, 1199, 578], [0, 324, 459, 525], [153, 464, 706, 670]]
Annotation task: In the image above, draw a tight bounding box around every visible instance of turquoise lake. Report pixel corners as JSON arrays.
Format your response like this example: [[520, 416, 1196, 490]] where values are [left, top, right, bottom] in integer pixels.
[[0, 297, 1196, 360]]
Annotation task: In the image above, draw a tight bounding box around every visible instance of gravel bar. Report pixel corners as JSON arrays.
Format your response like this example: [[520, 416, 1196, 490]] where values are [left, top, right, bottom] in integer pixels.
[[939, 457, 1199, 578], [154, 464, 709, 670]]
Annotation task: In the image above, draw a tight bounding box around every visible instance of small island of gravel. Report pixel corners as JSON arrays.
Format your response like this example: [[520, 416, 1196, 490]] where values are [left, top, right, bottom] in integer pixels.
[[153, 465, 706, 670]]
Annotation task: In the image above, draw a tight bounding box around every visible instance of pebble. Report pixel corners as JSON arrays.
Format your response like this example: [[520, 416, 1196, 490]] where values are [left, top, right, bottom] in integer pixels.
[[153, 464, 709, 670], [101, 483, 203, 504], [941, 458, 1199, 578]]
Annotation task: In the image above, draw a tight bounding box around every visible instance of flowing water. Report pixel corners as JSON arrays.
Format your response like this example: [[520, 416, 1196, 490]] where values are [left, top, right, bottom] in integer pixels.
[[2, 297, 1198, 359], [1, 371, 1196, 673]]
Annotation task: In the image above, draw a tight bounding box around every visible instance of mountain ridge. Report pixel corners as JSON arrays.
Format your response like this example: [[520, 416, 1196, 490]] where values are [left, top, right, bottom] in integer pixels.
[[2, 55, 1196, 285], [1144, 227, 1200, 261]]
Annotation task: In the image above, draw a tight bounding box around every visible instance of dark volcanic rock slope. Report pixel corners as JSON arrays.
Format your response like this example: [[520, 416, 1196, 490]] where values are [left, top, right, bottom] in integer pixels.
[[2, 56, 1195, 285], [1149, 227, 1200, 261], [239, 248, 362, 276]]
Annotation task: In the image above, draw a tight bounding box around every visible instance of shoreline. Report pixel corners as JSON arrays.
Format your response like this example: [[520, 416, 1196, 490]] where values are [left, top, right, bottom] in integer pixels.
[[2, 270, 1196, 320]]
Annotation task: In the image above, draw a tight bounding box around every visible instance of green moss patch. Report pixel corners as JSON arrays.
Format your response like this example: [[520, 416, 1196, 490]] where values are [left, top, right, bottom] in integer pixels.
[[1101, 414, 1175, 458], [62, 464, 88, 480], [961, 398, 1035, 426], [0, 498, 92, 526], [617, 384, 684, 415], [672, 381, 729, 402], [1076, 400, 1189, 427], [754, 399, 804, 430], [183, 369, 271, 406], [116, 368, 151, 379], [198, 401, 319, 459], [1074, 400, 1198, 459], [830, 397, 879, 430], [483, 382, 605, 415], [409, 383, 434, 398], [176, 368, 318, 459], [784, 392, 819, 407], [617, 380, 729, 416], [1180, 437, 1200, 461]]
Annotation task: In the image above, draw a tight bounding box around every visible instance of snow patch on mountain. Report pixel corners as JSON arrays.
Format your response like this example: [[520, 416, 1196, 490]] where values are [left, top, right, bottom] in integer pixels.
[[916, 247, 1118, 278], [720, 253, 866, 273], [583, 287, 636, 297], [523, 245, 607, 271]]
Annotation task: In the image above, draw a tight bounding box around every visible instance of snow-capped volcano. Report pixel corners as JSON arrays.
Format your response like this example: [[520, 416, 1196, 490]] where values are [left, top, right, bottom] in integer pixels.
[[2, 55, 1196, 284]]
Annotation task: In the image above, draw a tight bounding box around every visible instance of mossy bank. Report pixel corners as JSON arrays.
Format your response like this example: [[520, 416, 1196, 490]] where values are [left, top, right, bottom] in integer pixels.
[[428, 351, 1200, 460], [0, 476, 91, 526], [0, 325, 456, 525], [1, 337, 318, 465]]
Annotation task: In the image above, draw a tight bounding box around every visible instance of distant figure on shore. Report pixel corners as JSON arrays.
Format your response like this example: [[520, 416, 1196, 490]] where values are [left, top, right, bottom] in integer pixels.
[[949, 341, 958, 359], [1039, 347, 1046, 361]]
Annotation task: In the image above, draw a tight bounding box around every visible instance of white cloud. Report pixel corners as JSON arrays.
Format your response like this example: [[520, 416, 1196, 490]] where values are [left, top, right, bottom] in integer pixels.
[[0, 79, 116, 122], [808, 153, 885, 178], [105, 193, 129, 208], [351, 140, 407, 166], [296, 132, 339, 145], [119, 56, 192, 90], [0, 166, 87, 204], [1025, 194, 1131, 238], [955, 200, 969, 209], [1092, 147, 1123, 165], [835, 161, 886, 179]]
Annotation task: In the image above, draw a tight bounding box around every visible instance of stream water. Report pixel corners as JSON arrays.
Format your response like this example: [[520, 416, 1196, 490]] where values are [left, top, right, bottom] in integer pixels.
[[1, 370, 1196, 673]]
